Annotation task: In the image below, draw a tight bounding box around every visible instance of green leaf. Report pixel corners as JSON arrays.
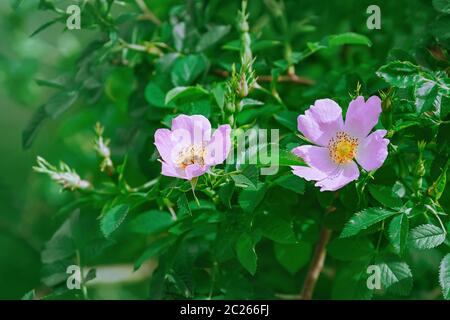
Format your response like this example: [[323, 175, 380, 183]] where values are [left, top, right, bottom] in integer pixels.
[[328, 237, 374, 261], [278, 149, 305, 166], [29, 17, 63, 37], [273, 111, 298, 132], [134, 237, 174, 271], [177, 193, 191, 217], [368, 184, 402, 208], [322, 32, 372, 47], [376, 260, 413, 295], [376, 60, 420, 88], [274, 241, 312, 274], [145, 82, 167, 108], [332, 260, 373, 300], [415, 80, 439, 113], [22, 105, 47, 149], [195, 25, 231, 52], [428, 160, 449, 200], [408, 224, 446, 249], [232, 165, 259, 189], [341, 208, 397, 238], [171, 54, 207, 86], [235, 234, 257, 275], [256, 214, 297, 244], [128, 210, 174, 235], [100, 204, 130, 238], [165, 86, 209, 105], [388, 214, 409, 256], [439, 253, 450, 300], [433, 0, 450, 14], [218, 181, 234, 208], [238, 183, 267, 213], [273, 175, 305, 194]]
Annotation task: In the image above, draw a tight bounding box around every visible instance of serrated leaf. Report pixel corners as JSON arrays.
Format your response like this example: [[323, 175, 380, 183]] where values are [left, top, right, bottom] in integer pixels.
[[100, 204, 130, 238], [332, 260, 373, 300], [235, 234, 257, 275], [377, 260, 413, 295], [376, 60, 420, 88], [409, 224, 446, 249], [368, 184, 402, 208], [439, 253, 450, 300], [388, 214, 409, 256], [274, 241, 312, 274], [341, 208, 397, 238]]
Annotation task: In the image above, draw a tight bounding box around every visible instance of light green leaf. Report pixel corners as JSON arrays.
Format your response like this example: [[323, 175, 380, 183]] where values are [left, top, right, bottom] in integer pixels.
[[232, 165, 259, 189], [196, 25, 231, 52], [376, 60, 420, 88], [341, 208, 397, 238], [439, 253, 450, 300], [100, 204, 130, 238], [165, 86, 209, 105], [409, 224, 446, 249]]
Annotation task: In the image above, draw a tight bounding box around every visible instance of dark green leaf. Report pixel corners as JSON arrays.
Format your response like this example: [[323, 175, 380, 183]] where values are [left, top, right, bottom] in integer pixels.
[[341, 208, 397, 238], [409, 224, 446, 249], [100, 204, 130, 238]]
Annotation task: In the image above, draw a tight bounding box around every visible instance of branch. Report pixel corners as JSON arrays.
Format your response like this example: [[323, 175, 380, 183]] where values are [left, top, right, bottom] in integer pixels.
[[135, 0, 161, 26], [299, 206, 335, 300], [213, 69, 314, 86]]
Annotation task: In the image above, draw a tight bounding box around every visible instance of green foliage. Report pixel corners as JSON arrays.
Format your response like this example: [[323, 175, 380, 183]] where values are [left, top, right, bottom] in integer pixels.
[[1, 0, 449, 300]]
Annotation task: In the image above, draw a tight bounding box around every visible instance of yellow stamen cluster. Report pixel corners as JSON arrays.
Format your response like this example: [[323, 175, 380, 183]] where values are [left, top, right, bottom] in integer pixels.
[[328, 132, 359, 165], [175, 144, 206, 169]]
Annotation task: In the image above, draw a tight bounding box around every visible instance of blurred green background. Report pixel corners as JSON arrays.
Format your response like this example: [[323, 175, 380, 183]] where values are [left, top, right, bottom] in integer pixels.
[[0, 0, 442, 299]]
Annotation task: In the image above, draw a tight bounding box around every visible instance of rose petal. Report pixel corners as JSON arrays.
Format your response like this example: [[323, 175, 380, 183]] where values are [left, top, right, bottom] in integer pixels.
[[154, 129, 176, 164], [344, 96, 382, 139], [172, 114, 211, 144], [205, 124, 232, 165], [185, 163, 208, 180], [297, 99, 344, 146], [292, 145, 337, 174], [315, 161, 360, 192], [291, 166, 328, 181], [161, 161, 186, 179], [356, 129, 389, 171]]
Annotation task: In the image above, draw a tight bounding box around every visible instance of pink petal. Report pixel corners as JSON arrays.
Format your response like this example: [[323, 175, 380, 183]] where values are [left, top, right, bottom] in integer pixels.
[[291, 166, 328, 181], [297, 99, 344, 146], [185, 164, 208, 180], [154, 129, 175, 164], [292, 145, 337, 174], [161, 161, 186, 179], [315, 161, 360, 192], [344, 96, 382, 139], [356, 129, 389, 171], [172, 114, 211, 145], [205, 124, 232, 165]]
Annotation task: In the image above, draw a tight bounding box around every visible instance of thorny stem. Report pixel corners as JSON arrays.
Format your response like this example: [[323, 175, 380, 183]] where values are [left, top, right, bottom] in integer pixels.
[[299, 206, 335, 300]]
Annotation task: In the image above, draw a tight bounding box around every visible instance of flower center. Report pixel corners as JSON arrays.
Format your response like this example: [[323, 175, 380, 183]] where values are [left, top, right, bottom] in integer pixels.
[[328, 132, 359, 165], [175, 144, 206, 169]]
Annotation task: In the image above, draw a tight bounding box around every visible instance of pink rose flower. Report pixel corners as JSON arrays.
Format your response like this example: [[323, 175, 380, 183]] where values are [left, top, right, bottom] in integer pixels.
[[154, 115, 231, 180], [291, 96, 389, 192]]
